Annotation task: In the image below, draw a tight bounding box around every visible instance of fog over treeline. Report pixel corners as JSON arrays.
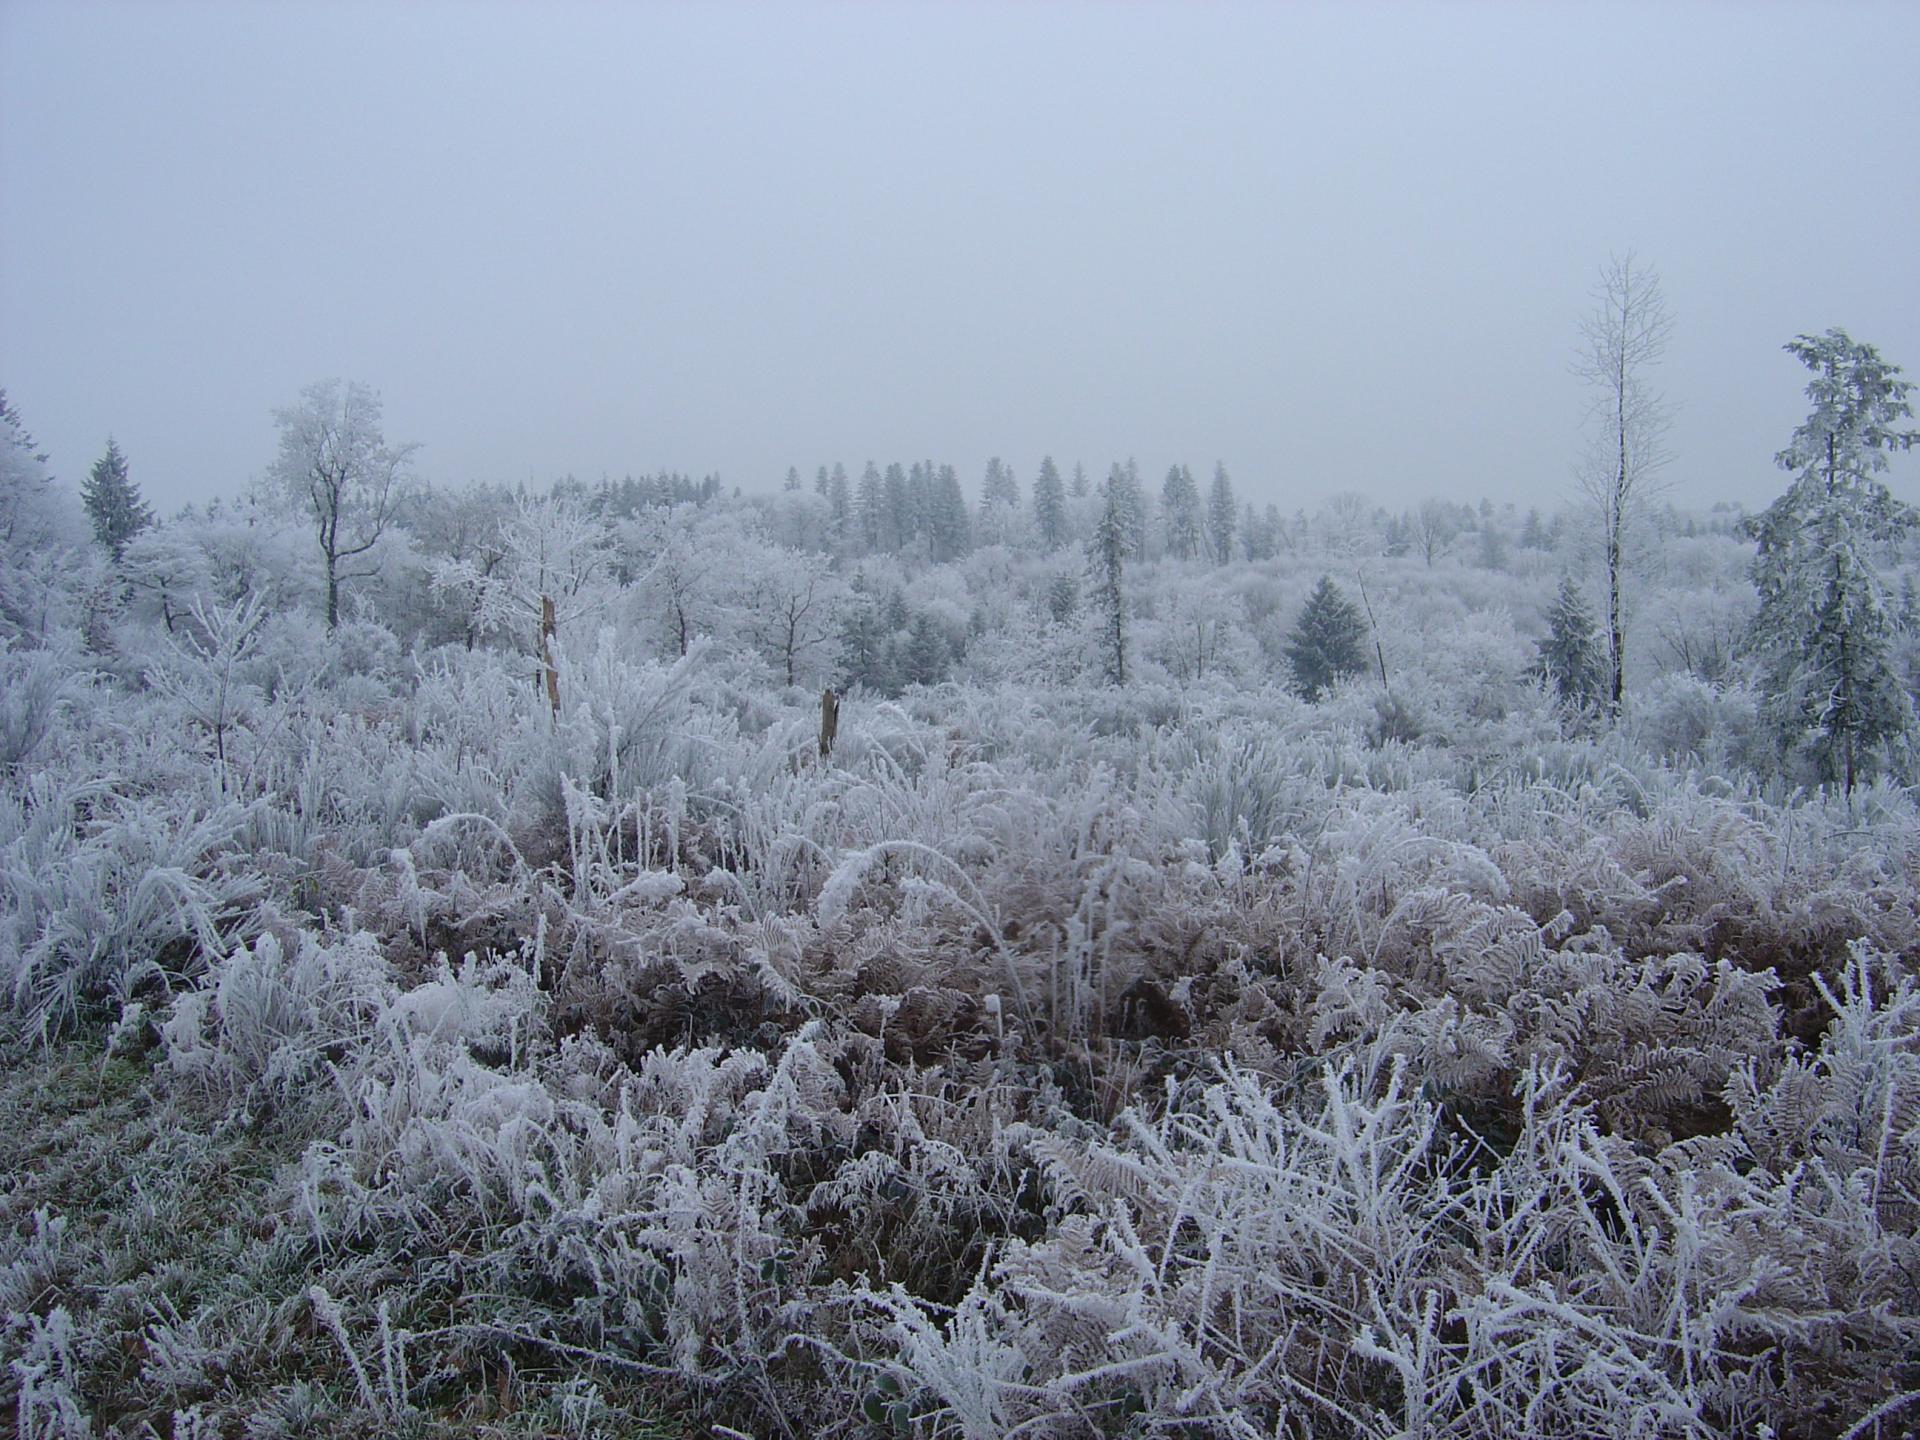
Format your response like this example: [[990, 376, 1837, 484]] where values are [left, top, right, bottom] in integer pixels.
[[4, 1, 1919, 513]]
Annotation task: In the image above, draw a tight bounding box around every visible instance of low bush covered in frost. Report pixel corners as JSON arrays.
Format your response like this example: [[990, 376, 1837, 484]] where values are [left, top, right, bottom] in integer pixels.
[[3, 518, 1919, 1437]]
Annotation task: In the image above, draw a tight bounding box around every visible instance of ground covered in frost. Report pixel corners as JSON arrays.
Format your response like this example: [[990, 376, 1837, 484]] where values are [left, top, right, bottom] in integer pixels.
[[4, 639, 1919, 1439], [4, 478, 1920, 1438]]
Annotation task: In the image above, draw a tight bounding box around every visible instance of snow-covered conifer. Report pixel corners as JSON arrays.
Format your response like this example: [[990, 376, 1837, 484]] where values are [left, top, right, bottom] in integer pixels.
[[1747, 328, 1918, 792]]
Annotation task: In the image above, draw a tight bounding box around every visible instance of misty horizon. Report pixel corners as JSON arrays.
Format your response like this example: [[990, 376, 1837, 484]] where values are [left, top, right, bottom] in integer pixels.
[[4, 1, 1918, 516]]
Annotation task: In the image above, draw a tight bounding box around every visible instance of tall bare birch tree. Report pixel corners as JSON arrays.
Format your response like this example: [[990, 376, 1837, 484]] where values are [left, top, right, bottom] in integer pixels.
[[1574, 254, 1673, 720], [270, 380, 414, 629]]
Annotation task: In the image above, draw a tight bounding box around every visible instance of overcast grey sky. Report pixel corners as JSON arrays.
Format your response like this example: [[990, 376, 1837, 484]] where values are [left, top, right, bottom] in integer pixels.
[[2, 0, 1915, 517]]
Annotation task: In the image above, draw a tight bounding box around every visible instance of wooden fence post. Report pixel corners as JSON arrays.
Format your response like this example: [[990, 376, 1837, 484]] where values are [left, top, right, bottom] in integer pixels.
[[819, 687, 839, 760], [541, 594, 561, 720]]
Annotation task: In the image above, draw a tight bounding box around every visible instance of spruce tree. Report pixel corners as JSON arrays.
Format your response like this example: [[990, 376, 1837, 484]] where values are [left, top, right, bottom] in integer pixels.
[[854, 462, 884, 553], [1286, 576, 1368, 701], [881, 588, 912, 636], [1032, 455, 1068, 551], [1, 388, 46, 464], [826, 463, 853, 547], [837, 588, 890, 692], [1160, 464, 1202, 559], [907, 463, 933, 553], [82, 437, 154, 561], [1239, 502, 1261, 561], [1107, 461, 1147, 558], [1206, 462, 1236, 564], [1748, 328, 1918, 793], [928, 464, 972, 561], [881, 462, 912, 552], [1519, 508, 1549, 550], [901, 613, 949, 687], [0, 391, 67, 645], [979, 456, 1020, 511], [1090, 481, 1128, 685], [1534, 578, 1608, 716], [976, 457, 1020, 546], [1045, 572, 1078, 624]]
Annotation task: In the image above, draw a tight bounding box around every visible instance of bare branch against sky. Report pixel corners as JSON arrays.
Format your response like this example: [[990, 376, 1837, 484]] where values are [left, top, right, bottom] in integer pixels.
[[2, 0, 1915, 513]]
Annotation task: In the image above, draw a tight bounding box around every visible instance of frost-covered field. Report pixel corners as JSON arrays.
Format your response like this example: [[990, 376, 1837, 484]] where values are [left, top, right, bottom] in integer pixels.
[[5, 438, 1920, 1437]]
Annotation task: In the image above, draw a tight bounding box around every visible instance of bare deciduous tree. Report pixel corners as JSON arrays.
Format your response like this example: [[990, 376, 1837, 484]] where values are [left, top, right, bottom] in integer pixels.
[[1412, 499, 1461, 568], [1574, 253, 1673, 720], [745, 545, 840, 688], [270, 380, 415, 629]]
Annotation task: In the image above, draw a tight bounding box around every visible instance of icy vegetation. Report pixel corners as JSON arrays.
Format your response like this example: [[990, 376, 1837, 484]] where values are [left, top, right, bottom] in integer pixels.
[[4, 392, 1920, 1436]]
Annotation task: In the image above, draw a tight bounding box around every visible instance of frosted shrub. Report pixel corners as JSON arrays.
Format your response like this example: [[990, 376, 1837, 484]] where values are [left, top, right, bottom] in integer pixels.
[[10, 1306, 92, 1440], [861, 1047, 1911, 1438], [318, 616, 403, 688], [3, 781, 261, 1036], [1161, 724, 1316, 861], [162, 929, 394, 1111], [1729, 942, 1920, 1187], [0, 1211, 75, 1373], [1632, 671, 1765, 770], [1081, 680, 1190, 738], [295, 1018, 855, 1401], [888, 1058, 1508, 1436], [0, 647, 88, 774], [550, 638, 716, 801], [141, 594, 272, 780]]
